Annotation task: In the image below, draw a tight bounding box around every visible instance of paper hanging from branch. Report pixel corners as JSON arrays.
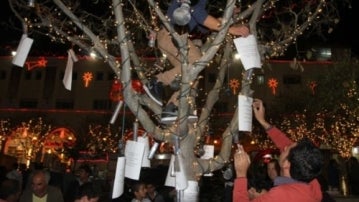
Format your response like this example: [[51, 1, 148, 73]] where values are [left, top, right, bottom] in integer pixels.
[[165, 155, 176, 187], [124, 140, 145, 180], [12, 34, 34, 67], [238, 95, 253, 132], [175, 151, 188, 190], [112, 157, 125, 199], [201, 145, 214, 176], [233, 34, 261, 70], [182, 181, 199, 202], [63, 49, 78, 90], [137, 136, 151, 168]]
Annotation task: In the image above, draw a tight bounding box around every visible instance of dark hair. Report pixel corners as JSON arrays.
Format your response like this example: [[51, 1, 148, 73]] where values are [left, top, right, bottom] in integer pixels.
[[288, 138, 323, 183], [0, 179, 20, 199], [268, 159, 280, 176], [79, 164, 92, 175], [75, 182, 100, 199], [32, 169, 51, 184], [131, 181, 145, 193], [248, 164, 273, 192]]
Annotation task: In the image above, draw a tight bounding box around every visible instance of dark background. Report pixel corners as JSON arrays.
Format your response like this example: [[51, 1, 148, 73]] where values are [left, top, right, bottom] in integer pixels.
[[0, 1, 358, 58]]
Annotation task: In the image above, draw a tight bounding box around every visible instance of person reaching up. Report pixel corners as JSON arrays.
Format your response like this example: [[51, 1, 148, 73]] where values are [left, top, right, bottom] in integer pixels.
[[232, 99, 324, 201]]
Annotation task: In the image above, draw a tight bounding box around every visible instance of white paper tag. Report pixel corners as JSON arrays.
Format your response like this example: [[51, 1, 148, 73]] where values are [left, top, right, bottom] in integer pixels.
[[233, 34, 261, 70], [124, 140, 145, 180], [238, 95, 253, 132]]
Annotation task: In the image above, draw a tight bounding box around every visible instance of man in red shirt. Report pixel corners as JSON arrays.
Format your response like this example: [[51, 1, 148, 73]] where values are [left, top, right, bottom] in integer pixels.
[[232, 99, 324, 202]]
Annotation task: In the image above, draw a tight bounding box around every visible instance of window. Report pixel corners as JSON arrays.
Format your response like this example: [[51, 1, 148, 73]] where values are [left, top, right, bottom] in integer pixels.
[[96, 72, 104, 80], [24, 71, 32, 80], [73, 72, 78, 80], [0, 70, 7, 80], [283, 74, 301, 84], [35, 71, 42, 80], [56, 100, 74, 109], [19, 99, 38, 108], [93, 99, 111, 110]]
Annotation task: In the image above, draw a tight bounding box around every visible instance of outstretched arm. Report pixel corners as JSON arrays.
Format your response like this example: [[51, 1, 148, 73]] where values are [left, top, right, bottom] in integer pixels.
[[233, 145, 251, 201], [252, 99, 293, 151], [202, 15, 250, 36]]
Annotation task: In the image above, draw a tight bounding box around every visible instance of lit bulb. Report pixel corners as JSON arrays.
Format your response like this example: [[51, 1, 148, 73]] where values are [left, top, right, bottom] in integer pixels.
[[28, 0, 35, 7]]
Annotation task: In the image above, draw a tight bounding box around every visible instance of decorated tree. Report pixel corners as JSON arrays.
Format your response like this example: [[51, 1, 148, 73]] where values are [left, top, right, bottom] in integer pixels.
[[7, 0, 352, 200]]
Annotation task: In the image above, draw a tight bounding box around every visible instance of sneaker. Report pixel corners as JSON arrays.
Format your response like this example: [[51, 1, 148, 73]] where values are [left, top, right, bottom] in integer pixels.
[[160, 102, 198, 124], [160, 110, 178, 124], [143, 78, 163, 106]]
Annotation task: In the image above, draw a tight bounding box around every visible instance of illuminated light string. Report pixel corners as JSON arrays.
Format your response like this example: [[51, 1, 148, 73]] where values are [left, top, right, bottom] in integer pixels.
[[18, 0, 331, 61], [0, 97, 357, 162], [252, 110, 359, 158]]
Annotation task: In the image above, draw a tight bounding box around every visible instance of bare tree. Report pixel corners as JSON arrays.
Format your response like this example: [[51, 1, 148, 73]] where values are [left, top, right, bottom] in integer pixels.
[[7, 0, 351, 199]]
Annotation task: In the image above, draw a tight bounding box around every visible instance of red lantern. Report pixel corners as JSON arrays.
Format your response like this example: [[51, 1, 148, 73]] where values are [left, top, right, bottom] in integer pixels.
[[109, 80, 123, 102], [132, 79, 144, 94]]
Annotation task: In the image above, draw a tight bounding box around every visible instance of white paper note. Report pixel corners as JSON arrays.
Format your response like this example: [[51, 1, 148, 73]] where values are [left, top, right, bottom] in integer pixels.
[[112, 157, 125, 199], [201, 145, 214, 176], [233, 35, 261, 70], [12, 34, 34, 67], [165, 155, 175, 187], [238, 95, 253, 132], [137, 136, 151, 168], [124, 140, 145, 180], [63, 51, 73, 90], [182, 181, 199, 202], [201, 145, 214, 159], [175, 152, 188, 190]]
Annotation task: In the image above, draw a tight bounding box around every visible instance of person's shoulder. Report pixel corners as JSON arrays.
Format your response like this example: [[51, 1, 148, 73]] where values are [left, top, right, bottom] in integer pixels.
[[47, 185, 63, 193]]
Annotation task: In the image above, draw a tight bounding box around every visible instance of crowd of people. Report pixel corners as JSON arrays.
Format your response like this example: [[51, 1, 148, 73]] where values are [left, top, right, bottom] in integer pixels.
[[1, 0, 359, 200], [1, 103, 359, 202], [0, 163, 102, 202], [0, 161, 174, 202]]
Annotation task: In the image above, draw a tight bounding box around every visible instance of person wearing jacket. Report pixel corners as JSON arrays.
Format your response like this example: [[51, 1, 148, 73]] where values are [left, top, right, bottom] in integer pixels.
[[144, 0, 249, 123], [19, 169, 64, 202], [232, 99, 324, 201]]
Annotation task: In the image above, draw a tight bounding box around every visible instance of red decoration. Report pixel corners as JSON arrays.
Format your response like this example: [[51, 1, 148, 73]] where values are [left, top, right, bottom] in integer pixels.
[[82, 72, 93, 87], [308, 81, 317, 95], [109, 79, 123, 102], [267, 78, 278, 95], [131, 79, 144, 94], [25, 57, 48, 71], [229, 79, 240, 94], [109, 79, 144, 102]]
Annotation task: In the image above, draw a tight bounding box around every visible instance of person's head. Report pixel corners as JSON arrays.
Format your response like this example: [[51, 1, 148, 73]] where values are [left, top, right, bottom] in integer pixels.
[[248, 163, 272, 199], [131, 181, 147, 200], [74, 182, 100, 202], [0, 179, 21, 202], [78, 164, 92, 183], [267, 159, 280, 181], [146, 182, 158, 196], [287, 138, 324, 183], [31, 169, 50, 198]]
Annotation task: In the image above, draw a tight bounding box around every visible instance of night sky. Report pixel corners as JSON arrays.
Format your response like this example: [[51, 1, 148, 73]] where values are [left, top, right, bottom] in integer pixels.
[[0, 1, 358, 57]]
